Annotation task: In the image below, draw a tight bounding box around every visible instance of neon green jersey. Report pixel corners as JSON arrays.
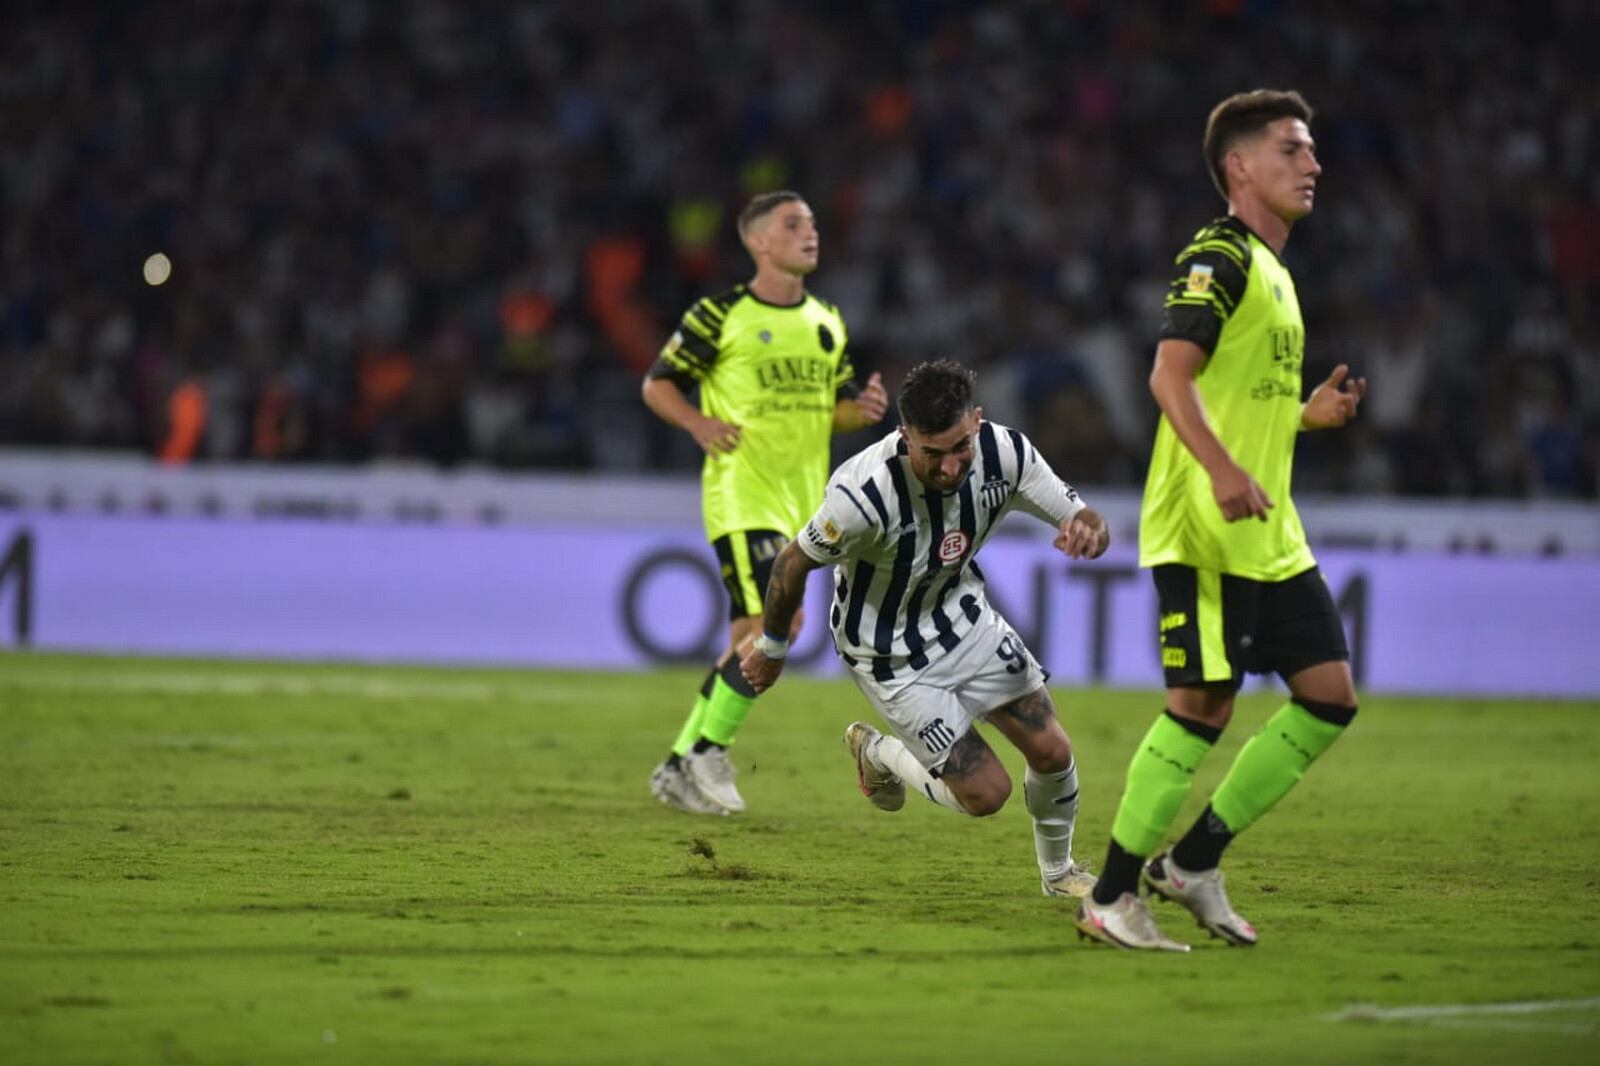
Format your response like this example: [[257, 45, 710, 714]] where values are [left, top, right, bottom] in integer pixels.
[[1138, 217, 1316, 581], [650, 284, 857, 543]]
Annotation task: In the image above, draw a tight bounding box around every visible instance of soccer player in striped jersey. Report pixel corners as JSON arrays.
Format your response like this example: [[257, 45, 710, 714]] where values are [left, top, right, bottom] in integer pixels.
[[1075, 90, 1367, 952], [644, 191, 888, 816], [741, 360, 1110, 900]]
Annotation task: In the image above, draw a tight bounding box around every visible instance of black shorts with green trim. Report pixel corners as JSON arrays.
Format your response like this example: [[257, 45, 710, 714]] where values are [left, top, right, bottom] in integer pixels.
[[1152, 564, 1349, 690], [712, 529, 789, 622]]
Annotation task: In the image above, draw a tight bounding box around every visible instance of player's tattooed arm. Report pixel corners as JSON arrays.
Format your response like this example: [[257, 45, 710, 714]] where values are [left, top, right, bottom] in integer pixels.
[[740, 541, 821, 693]]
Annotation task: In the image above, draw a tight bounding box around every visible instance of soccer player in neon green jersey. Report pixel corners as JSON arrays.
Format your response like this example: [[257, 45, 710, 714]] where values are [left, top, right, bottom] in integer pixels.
[[1075, 90, 1368, 951], [643, 190, 888, 815]]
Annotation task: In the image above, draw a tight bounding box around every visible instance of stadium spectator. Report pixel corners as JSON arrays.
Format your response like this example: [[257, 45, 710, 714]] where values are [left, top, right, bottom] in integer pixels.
[[0, 1, 1594, 500]]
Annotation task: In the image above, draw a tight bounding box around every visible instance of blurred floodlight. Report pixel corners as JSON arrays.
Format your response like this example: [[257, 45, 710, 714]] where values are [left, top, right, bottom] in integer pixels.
[[143, 253, 172, 286]]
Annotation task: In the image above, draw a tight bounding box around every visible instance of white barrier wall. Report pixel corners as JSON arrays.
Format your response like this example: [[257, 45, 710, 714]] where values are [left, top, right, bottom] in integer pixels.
[[2, 514, 1596, 699]]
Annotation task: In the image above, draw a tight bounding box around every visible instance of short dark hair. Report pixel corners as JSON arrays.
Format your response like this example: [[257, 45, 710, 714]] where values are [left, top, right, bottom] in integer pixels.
[[1203, 89, 1314, 201], [898, 360, 977, 434], [738, 190, 804, 237]]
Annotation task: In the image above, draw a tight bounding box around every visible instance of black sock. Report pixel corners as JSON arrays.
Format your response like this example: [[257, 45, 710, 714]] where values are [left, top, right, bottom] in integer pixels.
[[1169, 804, 1235, 872], [691, 738, 725, 754], [1092, 839, 1146, 905], [665, 753, 682, 769]]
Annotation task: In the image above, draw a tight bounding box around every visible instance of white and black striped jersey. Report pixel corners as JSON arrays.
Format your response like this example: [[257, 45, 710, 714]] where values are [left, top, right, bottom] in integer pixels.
[[795, 421, 1084, 686]]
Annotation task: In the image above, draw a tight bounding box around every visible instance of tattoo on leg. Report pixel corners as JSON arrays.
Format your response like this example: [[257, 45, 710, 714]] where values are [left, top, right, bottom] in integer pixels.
[[994, 687, 1056, 733], [937, 731, 993, 782]]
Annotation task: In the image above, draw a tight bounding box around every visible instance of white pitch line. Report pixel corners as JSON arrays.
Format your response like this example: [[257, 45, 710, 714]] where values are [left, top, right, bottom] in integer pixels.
[[1323, 996, 1600, 1030], [0, 669, 588, 704]]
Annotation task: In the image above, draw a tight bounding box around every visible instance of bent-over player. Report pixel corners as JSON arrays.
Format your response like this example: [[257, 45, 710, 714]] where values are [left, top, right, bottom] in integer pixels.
[[742, 360, 1109, 899]]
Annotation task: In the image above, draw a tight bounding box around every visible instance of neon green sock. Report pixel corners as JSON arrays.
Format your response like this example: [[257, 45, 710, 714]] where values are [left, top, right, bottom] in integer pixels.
[[1111, 713, 1217, 857], [699, 675, 757, 746], [669, 666, 719, 757], [1211, 701, 1348, 834]]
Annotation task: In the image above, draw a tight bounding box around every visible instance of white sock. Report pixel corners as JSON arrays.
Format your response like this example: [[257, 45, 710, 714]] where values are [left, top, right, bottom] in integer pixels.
[[871, 733, 968, 814], [1024, 762, 1079, 880]]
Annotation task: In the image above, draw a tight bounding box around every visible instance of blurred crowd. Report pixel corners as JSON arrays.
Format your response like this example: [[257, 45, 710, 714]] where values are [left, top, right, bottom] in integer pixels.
[[2, 0, 1597, 498]]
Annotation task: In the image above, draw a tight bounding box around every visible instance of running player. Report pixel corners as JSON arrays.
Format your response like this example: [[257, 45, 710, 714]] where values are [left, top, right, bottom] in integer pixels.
[[645, 191, 888, 815]]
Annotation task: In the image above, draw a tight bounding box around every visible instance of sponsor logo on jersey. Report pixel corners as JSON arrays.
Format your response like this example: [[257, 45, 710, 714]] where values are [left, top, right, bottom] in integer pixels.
[[1185, 263, 1214, 294], [938, 530, 970, 563]]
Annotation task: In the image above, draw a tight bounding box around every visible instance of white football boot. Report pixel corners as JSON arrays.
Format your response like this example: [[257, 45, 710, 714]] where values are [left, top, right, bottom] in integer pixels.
[[649, 759, 727, 816], [1142, 852, 1258, 946], [681, 746, 746, 813], [1074, 892, 1191, 952]]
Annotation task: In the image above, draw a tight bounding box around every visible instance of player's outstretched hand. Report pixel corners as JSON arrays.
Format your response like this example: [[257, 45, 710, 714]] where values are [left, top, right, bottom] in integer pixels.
[[690, 415, 742, 454], [1054, 506, 1110, 559], [739, 646, 785, 695], [855, 372, 889, 425], [1211, 461, 1274, 522], [1301, 364, 1366, 430]]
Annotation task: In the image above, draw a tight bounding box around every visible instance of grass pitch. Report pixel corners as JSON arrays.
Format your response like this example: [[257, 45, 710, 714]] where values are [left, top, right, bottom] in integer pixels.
[[1, 653, 1597, 1065]]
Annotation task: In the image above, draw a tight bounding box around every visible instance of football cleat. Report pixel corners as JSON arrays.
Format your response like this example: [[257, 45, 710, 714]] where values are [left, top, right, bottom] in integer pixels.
[[843, 721, 906, 812], [1143, 853, 1258, 946], [681, 746, 746, 813], [649, 759, 727, 816], [1040, 861, 1098, 899], [1074, 892, 1191, 952]]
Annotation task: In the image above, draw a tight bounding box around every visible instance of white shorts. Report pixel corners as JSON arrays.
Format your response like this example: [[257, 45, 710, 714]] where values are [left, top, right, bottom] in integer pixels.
[[847, 607, 1046, 772]]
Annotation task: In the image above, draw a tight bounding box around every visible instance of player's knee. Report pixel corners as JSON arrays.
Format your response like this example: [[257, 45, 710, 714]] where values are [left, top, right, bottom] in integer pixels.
[[1294, 698, 1358, 728], [1026, 733, 1074, 774], [957, 775, 1011, 817]]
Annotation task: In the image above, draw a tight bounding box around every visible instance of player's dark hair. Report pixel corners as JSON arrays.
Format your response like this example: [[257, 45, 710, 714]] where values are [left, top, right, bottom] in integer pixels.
[[738, 190, 805, 236], [1203, 89, 1314, 201], [897, 360, 977, 434]]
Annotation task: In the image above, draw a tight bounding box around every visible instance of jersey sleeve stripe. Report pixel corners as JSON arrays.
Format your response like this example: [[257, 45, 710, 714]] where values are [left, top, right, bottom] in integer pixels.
[[835, 485, 875, 528], [859, 480, 892, 537]]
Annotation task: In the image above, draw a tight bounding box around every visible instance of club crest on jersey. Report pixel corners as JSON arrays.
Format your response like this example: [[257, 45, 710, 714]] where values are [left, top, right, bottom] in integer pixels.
[[759, 329, 772, 344], [980, 476, 1007, 511], [938, 530, 970, 563], [817, 324, 835, 352], [1185, 263, 1214, 294]]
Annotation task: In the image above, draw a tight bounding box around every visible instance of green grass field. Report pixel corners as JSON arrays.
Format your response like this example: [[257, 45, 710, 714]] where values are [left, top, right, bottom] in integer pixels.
[[2, 653, 1597, 1065]]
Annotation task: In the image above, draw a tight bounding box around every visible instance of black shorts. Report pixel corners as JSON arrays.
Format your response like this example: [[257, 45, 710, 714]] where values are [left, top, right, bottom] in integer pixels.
[[1153, 564, 1350, 690], [711, 529, 788, 622]]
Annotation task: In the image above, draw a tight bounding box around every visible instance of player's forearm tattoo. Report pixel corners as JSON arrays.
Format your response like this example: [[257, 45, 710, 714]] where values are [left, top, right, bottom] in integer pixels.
[[937, 731, 993, 783], [995, 688, 1056, 733], [762, 543, 811, 633]]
